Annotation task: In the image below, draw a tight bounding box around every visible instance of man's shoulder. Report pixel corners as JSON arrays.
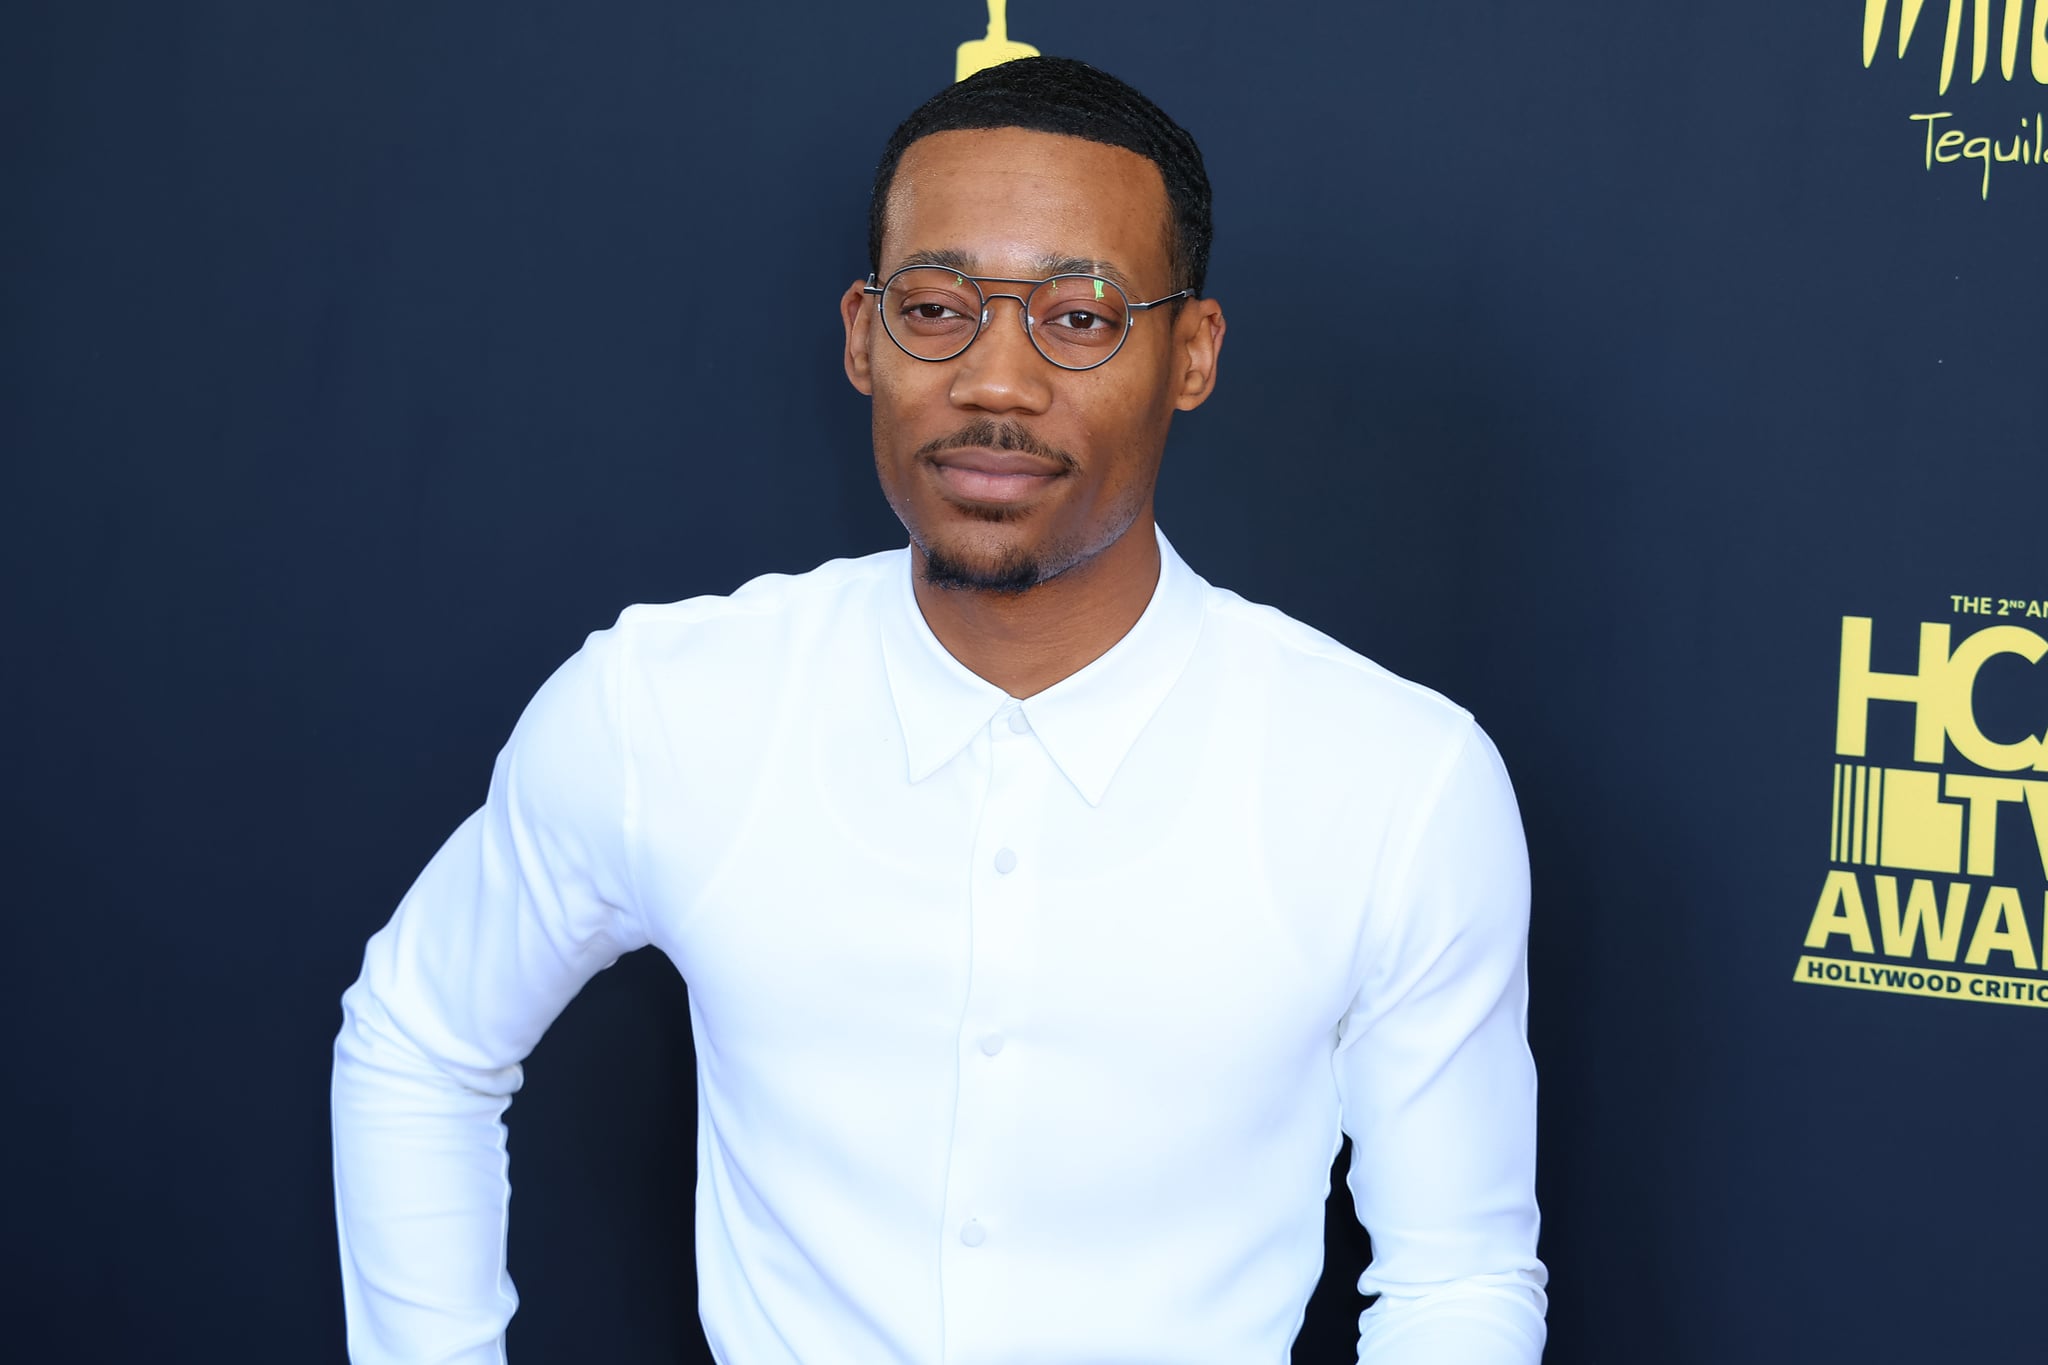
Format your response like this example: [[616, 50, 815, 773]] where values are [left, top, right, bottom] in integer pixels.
[[1192, 579, 1479, 748], [607, 548, 903, 660]]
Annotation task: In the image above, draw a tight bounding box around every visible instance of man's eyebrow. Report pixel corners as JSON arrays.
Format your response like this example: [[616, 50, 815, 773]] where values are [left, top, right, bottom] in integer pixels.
[[890, 249, 1135, 293], [896, 248, 979, 275], [1035, 256, 1134, 291]]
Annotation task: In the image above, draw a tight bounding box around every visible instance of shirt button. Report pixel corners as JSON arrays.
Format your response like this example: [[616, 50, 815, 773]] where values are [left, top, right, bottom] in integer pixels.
[[1007, 709, 1031, 734], [960, 1220, 986, 1247], [993, 848, 1017, 875], [979, 1033, 1005, 1056]]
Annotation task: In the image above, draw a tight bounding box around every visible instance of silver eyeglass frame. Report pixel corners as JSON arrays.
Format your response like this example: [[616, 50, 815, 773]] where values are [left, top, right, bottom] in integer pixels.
[[863, 267, 1191, 372]]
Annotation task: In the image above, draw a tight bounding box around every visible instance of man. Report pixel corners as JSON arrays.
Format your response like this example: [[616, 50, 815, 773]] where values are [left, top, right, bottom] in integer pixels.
[[333, 56, 1546, 1365]]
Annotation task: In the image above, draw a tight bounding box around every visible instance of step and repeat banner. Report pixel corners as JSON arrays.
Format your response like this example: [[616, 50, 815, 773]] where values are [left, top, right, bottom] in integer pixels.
[[6, 2, 2041, 1361]]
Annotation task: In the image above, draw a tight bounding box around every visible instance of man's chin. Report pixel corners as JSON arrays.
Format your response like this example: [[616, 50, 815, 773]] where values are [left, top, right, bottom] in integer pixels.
[[919, 540, 1048, 595]]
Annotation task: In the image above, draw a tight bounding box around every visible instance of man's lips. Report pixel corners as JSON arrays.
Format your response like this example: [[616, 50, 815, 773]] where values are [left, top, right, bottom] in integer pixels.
[[927, 447, 1067, 503]]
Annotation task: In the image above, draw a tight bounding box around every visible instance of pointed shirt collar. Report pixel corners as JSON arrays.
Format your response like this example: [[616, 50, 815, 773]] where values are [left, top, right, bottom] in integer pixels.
[[876, 526, 1208, 807]]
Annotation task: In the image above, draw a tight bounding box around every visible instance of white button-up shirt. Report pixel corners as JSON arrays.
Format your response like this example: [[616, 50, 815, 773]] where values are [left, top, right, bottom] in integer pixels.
[[332, 530, 1546, 1364]]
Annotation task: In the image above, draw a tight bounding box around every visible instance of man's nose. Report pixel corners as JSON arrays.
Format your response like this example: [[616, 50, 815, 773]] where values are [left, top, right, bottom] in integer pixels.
[[947, 295, 1054, 414]]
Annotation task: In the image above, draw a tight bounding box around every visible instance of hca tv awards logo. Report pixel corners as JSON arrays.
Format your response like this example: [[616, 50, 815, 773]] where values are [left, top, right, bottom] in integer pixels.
[[1798, 599, 2048, 1009], [1864, 0, 2048, 197]]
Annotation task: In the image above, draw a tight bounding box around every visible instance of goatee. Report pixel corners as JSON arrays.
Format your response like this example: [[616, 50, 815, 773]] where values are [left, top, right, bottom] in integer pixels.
[[919, 543, 1048, 595]]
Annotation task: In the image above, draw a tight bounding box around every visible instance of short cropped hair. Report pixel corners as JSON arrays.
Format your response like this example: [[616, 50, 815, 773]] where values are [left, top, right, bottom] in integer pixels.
[[867, 56, 1213, 297]]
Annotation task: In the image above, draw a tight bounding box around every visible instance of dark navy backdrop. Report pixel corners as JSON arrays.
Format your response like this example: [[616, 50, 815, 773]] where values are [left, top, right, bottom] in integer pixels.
[[6, 2, 2043, 1360]]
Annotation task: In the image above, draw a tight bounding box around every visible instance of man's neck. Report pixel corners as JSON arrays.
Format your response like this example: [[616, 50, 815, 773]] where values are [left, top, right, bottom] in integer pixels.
[[909, 520, 1162, 699]]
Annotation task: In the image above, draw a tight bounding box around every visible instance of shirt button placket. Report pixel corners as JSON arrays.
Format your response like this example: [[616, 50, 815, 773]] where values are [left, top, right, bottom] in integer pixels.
[[939, 703, 1050, 1359]]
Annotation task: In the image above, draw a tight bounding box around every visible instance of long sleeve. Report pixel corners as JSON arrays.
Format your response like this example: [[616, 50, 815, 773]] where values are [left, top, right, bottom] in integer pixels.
[[332, 622, 649, 1365], [1337, 721, 1547, 1364]]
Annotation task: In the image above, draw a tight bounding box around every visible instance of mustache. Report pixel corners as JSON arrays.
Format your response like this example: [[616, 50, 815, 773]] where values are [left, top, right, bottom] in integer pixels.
[[915, 419, 1079, 472]]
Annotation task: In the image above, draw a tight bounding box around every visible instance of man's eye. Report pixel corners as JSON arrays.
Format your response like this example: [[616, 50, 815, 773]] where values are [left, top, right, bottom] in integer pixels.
[[903, 300, 968, 320], [1047, 309, 1109, 332]]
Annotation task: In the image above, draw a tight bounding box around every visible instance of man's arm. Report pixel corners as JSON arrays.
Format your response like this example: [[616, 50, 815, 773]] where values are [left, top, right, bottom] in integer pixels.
[[1337, 721, 1546, 1364], [332, 623, 647, 1365]]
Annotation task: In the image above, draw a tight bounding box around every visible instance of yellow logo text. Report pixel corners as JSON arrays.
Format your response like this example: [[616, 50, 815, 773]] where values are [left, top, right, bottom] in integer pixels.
[[1864, 0, 2048, 94], [1797, 612, 2048, 1010], [958, 1, 1038, 82]]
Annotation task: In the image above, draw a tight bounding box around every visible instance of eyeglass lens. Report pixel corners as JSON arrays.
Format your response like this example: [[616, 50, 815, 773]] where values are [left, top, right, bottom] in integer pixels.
[[879, 268, 1131, 369]]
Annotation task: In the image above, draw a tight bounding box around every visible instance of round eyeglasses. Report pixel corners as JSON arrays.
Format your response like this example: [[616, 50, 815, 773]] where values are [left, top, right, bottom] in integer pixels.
[[864, 266, 1190, 372]]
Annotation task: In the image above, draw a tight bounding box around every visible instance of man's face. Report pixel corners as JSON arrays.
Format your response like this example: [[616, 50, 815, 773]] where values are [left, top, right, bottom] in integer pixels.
[[841, 127, 1223, 594]]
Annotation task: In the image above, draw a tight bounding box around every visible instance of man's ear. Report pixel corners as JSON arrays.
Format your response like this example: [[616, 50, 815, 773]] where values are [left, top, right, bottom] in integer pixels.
[[841, 280, 875, 396], [1171, 297, 1225, 412]]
